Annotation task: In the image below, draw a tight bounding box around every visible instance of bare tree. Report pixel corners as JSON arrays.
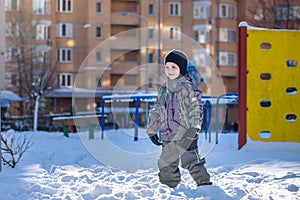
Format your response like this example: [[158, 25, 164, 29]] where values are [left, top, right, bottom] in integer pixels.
[[6, 10, 56, 131], [0, 132, 33, 168], [243, 0, 300, 29]]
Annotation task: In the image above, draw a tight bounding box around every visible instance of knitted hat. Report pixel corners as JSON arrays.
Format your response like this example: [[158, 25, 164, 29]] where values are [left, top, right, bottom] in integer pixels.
[[164, 49, 188, 76]]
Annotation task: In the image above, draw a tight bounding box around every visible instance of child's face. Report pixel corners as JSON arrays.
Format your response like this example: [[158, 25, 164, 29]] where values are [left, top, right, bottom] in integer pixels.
[[165, 62, 180, 80]]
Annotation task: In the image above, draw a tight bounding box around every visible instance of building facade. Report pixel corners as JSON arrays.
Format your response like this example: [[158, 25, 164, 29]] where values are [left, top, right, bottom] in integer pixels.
[[239, 0, 300, 30]]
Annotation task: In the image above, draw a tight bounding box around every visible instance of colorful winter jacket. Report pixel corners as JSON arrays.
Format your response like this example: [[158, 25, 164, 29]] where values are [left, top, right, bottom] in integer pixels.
[[147, 75, 204, 141]]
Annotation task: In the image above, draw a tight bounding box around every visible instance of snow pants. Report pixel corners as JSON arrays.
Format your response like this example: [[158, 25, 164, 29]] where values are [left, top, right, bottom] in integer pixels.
[[157, 138, 210, 188]]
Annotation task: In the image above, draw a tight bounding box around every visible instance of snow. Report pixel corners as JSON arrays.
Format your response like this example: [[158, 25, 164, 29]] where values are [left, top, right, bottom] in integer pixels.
[[0, 129, 299, 200], [239, 21, 267, 30]]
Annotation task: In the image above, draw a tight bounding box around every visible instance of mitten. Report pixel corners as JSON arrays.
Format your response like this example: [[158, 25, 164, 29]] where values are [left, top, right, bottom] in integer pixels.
[[149, 134, 162, 146]]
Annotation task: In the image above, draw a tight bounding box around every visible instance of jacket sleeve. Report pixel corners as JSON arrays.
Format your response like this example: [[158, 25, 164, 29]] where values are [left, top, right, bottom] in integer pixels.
[[146, 102, 161, 136], [146, 87, 164, 136], [186, 84, 204, 129]]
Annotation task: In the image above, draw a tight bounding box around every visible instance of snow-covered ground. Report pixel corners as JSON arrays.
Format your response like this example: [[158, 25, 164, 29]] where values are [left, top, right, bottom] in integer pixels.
[[0, 128, 299, 200]]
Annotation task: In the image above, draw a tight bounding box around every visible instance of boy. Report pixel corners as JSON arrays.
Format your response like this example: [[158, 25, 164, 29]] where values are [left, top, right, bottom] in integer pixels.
[[147, 49, 212, 188]]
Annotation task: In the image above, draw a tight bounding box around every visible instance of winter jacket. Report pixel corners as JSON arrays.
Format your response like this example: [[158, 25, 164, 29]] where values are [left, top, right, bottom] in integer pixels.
[[147, 75, 203, 141]]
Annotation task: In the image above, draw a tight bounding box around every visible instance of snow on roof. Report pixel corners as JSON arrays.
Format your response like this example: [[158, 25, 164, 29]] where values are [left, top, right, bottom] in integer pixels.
[[239, 21, 268, 30], [45, 88, 147, 98], [239, 21, 298, 31], [102, 93, 158, 102]]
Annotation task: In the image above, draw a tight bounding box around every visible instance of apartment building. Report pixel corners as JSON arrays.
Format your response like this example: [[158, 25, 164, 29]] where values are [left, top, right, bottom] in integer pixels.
[[3, 0, 238, 111], [239, 0, 300, 30]]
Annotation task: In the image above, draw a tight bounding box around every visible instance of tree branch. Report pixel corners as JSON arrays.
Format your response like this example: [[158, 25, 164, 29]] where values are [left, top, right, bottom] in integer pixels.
[[0, 133, 33, 168]]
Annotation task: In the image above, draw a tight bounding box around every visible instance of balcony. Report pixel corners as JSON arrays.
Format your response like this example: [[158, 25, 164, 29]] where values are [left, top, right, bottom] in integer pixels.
[[218, 66, 238, 77], [110, 61, 139, 74], [110, 34, 139, 50], [111, 12, 139, 25]]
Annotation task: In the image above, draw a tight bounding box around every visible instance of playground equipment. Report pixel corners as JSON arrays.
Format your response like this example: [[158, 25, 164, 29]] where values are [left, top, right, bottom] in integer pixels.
[[100, 93, 238, 142], [238, 22, 300, 149], [100, 93, 157, 141]]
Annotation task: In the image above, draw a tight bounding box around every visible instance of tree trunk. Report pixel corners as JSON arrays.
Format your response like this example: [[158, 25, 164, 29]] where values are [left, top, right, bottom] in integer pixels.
[[33, 96, 40, 131]]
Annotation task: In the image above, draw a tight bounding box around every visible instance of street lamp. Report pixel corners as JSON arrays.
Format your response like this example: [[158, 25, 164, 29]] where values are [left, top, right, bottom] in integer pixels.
[[119, 12, 149, 93], [157, 0, 161, 86]]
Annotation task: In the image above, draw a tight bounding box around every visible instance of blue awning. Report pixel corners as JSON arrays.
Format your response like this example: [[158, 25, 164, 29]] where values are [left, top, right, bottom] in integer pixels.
[[1, 98, 11, 108], [0, 90, 23, 108]]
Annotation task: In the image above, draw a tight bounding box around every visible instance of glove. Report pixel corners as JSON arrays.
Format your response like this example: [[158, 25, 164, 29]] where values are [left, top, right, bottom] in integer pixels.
[[149, 134, 162, 146]]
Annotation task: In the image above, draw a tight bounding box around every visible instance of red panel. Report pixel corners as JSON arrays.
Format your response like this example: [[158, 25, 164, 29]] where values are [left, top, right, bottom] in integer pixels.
[[238, 26, 247, 150]]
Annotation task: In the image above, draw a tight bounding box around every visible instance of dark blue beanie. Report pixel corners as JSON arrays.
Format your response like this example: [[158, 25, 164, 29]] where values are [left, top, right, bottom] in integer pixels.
[[164, 49, 188, 76]]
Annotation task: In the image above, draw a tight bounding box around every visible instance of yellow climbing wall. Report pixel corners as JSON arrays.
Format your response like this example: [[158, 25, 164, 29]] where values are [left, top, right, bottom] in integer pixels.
[[247, 29, 300, 142]]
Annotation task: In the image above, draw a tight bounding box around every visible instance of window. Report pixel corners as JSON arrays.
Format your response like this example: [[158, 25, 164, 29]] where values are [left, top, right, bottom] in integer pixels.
[[33, 50, 50, 65], [169, 26, 181, 40], [5, 47, 20, 62], [33, 0, 50, 14], [254, 7, 264, 21], [193, 48, 210, 68], [59, 73, 72, 87], [148, 28, 154, 40], [57, 48, 72, 62], [96, 0, 102, 13], [96, 51, 102, 63], [218, 28, 236, 42], [217, 51, 237, 66], [194, 25, 211, 44], [192, 49, 211, 83], [56, 23, 73, 37], [275, 7, 281, 20], [149, 3, 154, 15], [148, 77, 153, 88], [5, 22, 20, 36], [96, 26, 102, 38], [6, 72, 19, 87], [194, 30, 211, 44], [32, 20, 51, 40], [169, 2, 181, 16], [57, 0, 72, 13], [292, 6, 300, 20], [148, 52, 154, 63], [193, 2, 211, 19], [34, 24, 50, 40], [276, 6, 286, 20], [5, 0, 20, 11], [96, 76, 102, 88], [276, 6, 300, 20], [218, 4, 236, 19]]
